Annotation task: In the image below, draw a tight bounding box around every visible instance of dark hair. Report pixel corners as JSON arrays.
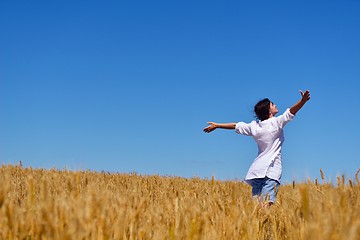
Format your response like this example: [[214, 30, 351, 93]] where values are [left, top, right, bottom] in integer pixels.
[[254, 98, 271, 121]]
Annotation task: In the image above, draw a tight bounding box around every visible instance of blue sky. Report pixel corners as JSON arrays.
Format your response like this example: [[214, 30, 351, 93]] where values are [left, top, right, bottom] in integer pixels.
[[1, 0, 359, 183]]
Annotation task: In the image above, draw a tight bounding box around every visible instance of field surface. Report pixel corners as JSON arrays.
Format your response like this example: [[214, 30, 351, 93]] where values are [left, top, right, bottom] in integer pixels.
[[0, 164, 359, 240]]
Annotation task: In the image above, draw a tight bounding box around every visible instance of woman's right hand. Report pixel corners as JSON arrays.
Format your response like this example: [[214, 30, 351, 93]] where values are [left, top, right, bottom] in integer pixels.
[[300, 90, 311, 102]]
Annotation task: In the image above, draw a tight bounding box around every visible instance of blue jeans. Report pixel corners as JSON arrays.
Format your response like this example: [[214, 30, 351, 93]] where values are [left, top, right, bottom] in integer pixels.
[[246, 177, 280, 203]]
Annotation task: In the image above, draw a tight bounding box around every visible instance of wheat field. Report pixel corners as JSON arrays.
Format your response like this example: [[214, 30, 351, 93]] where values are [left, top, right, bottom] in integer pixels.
[[0, 164, 359, 240]]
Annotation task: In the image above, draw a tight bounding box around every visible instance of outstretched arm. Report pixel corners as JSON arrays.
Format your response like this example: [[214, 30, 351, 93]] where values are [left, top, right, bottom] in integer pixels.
[[203, 122, 236, 133], [290, 90, 311, 115]]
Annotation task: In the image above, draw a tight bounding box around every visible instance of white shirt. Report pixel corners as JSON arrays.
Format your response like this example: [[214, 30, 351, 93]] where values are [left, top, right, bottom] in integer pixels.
[[235, 108, 295, 182]]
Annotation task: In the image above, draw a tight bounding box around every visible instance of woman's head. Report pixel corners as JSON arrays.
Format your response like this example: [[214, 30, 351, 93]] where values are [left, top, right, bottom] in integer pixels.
[[254, 98, 278, 121]]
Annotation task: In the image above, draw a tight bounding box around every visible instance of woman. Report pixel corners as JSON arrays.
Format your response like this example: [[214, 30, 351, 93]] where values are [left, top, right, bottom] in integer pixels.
[[203, 90, 311, 206]]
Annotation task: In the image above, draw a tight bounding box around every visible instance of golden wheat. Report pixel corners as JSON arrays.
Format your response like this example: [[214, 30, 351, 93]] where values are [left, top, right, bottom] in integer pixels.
[[0, 164, 359, 240]]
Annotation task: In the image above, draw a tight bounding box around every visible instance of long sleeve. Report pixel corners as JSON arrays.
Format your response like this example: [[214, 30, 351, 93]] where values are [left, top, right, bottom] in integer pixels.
[[235, 122, 253, 136]]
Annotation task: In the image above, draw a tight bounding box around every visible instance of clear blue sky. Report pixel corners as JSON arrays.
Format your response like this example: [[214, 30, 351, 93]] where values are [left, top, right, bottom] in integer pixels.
[[1, 0, 359, 183]]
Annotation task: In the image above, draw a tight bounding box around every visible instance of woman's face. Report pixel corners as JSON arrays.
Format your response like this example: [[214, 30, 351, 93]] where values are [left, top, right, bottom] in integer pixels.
[[269, 102, 279, 116]]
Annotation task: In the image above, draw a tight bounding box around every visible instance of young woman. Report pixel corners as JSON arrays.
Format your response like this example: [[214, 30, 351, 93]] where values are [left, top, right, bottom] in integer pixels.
[[203, 90, 311, 206]]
